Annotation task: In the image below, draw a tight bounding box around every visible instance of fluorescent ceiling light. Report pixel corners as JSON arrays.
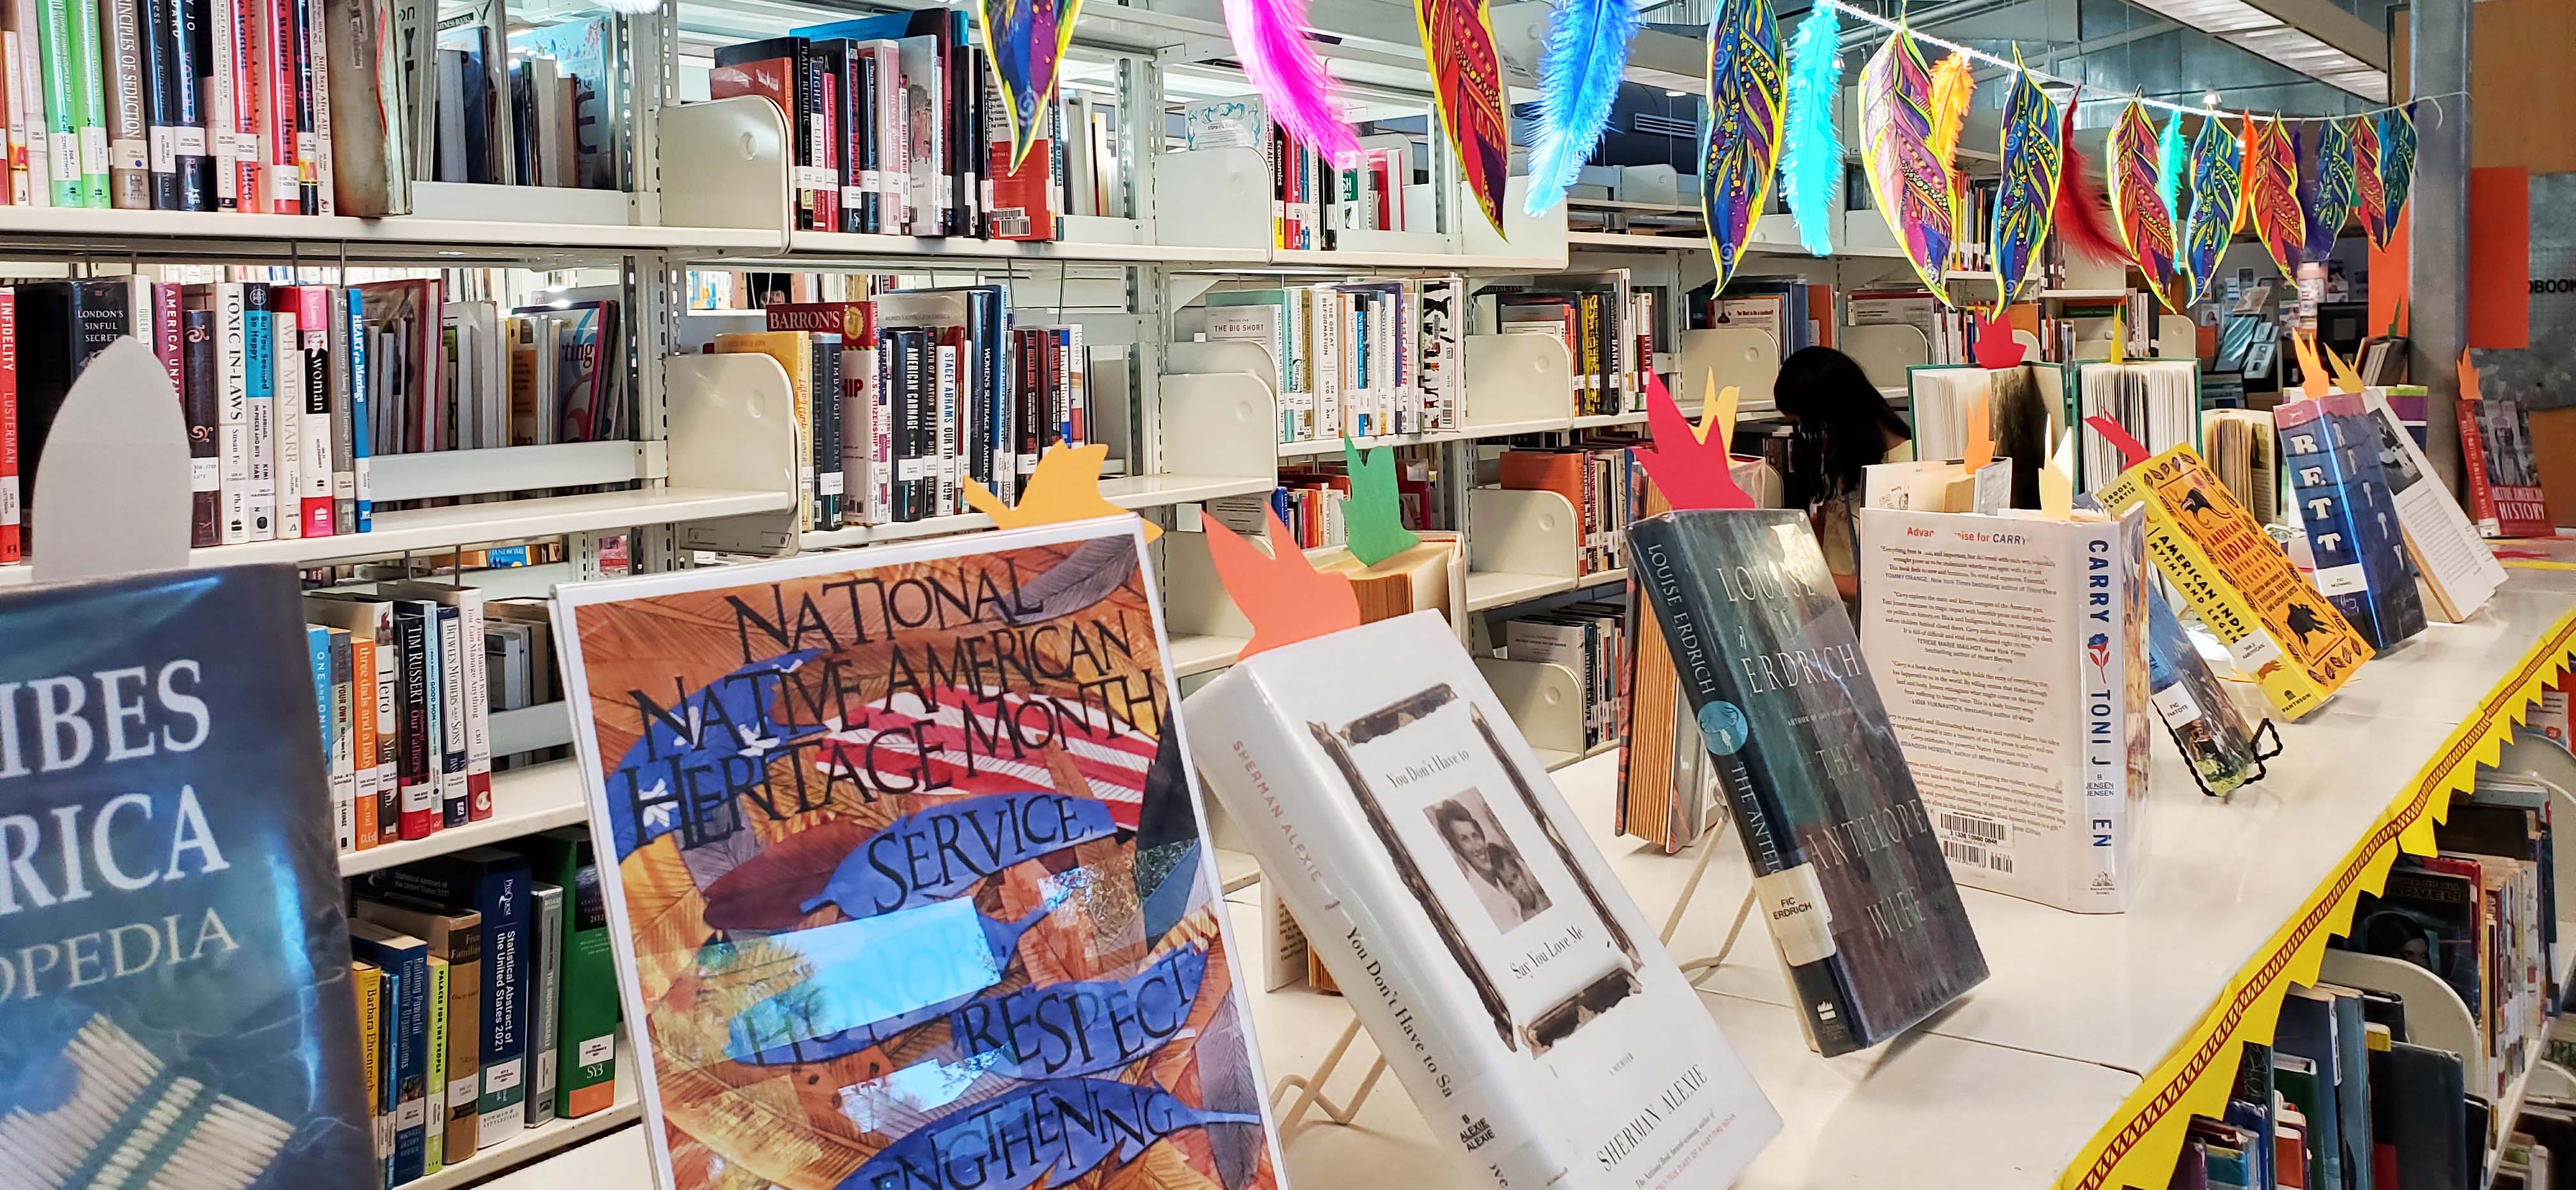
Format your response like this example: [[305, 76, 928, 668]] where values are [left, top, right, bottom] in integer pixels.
[[2120, 0, 2389, 100]]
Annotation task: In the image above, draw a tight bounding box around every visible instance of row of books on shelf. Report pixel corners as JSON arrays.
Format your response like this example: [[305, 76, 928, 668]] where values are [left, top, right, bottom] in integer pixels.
[[710, 8, 1118, 242], [707, 291, 1091, 532], [1487, 274, 1651, 419], [1178, 94, 1414, 249], [1497, 444, 1643, 576], [0, 275, 626, 563], [303, 585, 563, 855], [348, 836, 618, 1187], [0, 0, 614, 217], [1183, 276, 1463, 445], [1499, 601, 1627, 752]]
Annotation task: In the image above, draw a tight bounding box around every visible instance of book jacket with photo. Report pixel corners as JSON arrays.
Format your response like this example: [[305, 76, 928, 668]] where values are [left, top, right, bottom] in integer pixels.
[[1189, 611, 1780, 1190], [551, 518, 1285, 1190]]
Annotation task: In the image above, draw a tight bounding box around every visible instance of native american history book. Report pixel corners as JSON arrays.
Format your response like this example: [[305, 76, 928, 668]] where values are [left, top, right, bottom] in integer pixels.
[[552, 518, 1284, 1190]]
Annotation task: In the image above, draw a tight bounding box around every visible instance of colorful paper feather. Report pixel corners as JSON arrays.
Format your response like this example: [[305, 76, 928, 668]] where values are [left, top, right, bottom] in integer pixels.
[[1219, 0, 1357, 163], [2181, 114, 2246, 304], [2053, 89, 2126, 265], [1857, 27, 1954, 304], [1699, 0, 1783, 287], [1988, 61, 2064, 313], [2373, 104, 2416, 249], [2158, 112, 2187, 216], [1415, 0, 1512, 233], [2310, 116, 2357, 261], [976, 0, 1073, 170], [1779, 0, 1841, 256], [2245, 115, 2304, 279], [2108, 100, 2188, 313], [1522, 0, 1643, 216], [1926, 50, 1974, 162], [2350, 115, 2386, 247]]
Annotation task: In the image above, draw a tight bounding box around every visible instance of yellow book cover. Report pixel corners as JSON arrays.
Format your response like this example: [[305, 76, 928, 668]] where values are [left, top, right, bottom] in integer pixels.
[[711, 330, 816, 530], [2100, 445, 2372, 720], [424, 957, 449, 1173], [352, 961, 383, 1168]]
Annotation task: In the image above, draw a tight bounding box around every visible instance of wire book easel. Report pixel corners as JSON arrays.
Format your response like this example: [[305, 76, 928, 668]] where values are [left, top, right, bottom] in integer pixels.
[[1266, 815, 1759, 1136]]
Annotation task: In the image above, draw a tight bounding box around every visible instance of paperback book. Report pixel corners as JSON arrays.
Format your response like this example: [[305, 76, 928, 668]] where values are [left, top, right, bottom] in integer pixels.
[[1627, 508, 1988, 1053], [0, 564, 374, 1185], [2356, 389, 2503, 621], [1187, 610, 1781, 1189], [2273, 394, 2427, 652], [1858, 506, 2152, 913], [553, 518, 1285, 1190], [2459, 396, 2551, 539]]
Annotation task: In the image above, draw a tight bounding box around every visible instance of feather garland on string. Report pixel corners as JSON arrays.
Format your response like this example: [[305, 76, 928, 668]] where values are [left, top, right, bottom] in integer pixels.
[[2374, 104, 2417, 249], [2108, 100, 2188, 313], [2245, 115, 2305, 279], [2158, 112, 2187, 215], [2310, 117, 2357, 261], [2351, 115, 2386, 247], [1857, 26, 1954, 302], [1523, 0, 1644, 216], [1416, 0, 1513, 233], [1989, 58, 2064, 314], [1779, 0, 1842, 256], [2052, 89, 2126, 265], [2181, 114, 2246, 303], [1219, 0, 1358, 162], [1699, 0, 1784, 288], [1926, 51, 1974, 161]]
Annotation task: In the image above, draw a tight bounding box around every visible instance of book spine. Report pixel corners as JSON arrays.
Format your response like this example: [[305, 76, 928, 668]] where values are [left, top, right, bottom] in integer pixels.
[[287, 0, 309, 211], [348, 631, 378, 848], [436, 605, 465, 827], [268, 293, 299, 538], [296, 0, 319, 210], [67, 0, 107, 205], [200, 0, 231, 208], [2074, 517, 2133, 909], [298, 286, 329, 534], [345, 284, 368, 529], [556, 909, 615, 1117], [525, 886, 560, 1127], [2458, 400, 2499, 536], [813, 336, 841, 529], [0, 288, 14, 565], [352, 963, 382, 1177], [460, 593, 489, 819], [33, 0, 76, 205], [394, 606, 436, 838], [935, 338, 957, 516], [327, 629, 351, 851], [214, 282, 245, 542], [1, 29, 26, 204], [139, 0, 175, 207], [369, 610, 395, 845], [255, 0, 292, 210], [225, 0, 256, 209], [326, 284, 349, 529], [1626, 515, 1866, 1055], [241, 282, 274, 539], [423, 955, 448, 1172], [165, 0, 202, 207]]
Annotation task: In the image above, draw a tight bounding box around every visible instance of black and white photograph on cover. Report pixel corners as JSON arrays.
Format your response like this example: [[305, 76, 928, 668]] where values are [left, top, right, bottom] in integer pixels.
[[2480, 401, 2536, 486], [2373, 410, 2425, 492], [1426, 790, 1552, 931]]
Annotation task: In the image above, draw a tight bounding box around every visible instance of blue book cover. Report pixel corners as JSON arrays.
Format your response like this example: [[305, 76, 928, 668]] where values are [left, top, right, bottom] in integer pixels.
[[360, 848, 530, 1144], [0, 566, 374, 1186], [349, 922, 428, 1184], [2275, 394, 2426, 652]]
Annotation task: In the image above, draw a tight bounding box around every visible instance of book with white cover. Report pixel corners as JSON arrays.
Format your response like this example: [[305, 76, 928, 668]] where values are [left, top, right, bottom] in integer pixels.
[[2358, 387, 2506, 621], [1186, 611, 1779, 1189], [1857, 506, 2152, 913]]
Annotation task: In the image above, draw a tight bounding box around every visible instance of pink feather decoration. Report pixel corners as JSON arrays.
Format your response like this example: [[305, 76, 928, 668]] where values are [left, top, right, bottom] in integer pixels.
[[1220, 0, 1358, 160]]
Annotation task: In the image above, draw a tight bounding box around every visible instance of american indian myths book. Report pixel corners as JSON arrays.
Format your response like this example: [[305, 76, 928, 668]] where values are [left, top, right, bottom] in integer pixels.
[[552, 517, 1285, 1190]]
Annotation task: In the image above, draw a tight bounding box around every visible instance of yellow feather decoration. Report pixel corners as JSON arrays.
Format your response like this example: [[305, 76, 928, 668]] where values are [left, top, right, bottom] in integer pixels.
[[1926, 50, 1975, 163]]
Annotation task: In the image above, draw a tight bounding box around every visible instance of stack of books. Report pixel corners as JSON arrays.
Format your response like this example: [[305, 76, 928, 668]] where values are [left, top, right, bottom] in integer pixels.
[[1177, 95, 1414, 250], [1498, 444, 1644, 576], [1186, 275, 1465, 445], [351, 834, 621, 1186], [1499, 600, 1627, 752], [0, 277, 627, 566], [302, 583, 526, 854], [1482, 271, 1648, 418]]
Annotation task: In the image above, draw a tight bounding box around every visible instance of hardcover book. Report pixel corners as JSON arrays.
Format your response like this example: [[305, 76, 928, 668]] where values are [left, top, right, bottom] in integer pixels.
[[2099, 445, 2373, 722], [1626, 508, 1989, 1053], [1858, 506, 2152, 912], [2458, 396, 2552, 539], [1187, 610, 1779, 1189], [2356, 389, 2503, 622], [0, 564, 374, 1185], [2273, 394, 2427, 652], [552, 518, 1286, 1190]]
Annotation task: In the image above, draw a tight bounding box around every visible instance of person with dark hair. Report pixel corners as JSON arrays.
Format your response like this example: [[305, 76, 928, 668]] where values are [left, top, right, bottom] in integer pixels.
[[1772, 346, 1913, 601]]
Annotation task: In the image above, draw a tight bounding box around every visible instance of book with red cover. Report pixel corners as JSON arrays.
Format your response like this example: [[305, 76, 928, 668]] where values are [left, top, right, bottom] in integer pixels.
[[2458, 397, 2552, 539], [984, 84, 1055, 241], [710, 38, 826, 231]]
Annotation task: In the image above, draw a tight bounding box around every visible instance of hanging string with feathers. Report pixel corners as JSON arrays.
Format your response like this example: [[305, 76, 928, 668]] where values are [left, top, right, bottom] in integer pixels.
[[1218, 0, 1358, 162], [1779, 0, 1841, 256], [1523, 0, 1644, 216], [2051, 86, 2126, 264], [2158, 112, 2187, 216]]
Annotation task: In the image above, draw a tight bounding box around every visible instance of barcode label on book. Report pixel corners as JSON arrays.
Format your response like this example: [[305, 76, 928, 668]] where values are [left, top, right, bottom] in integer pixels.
[[1937, 811, 2008, 846], [1941, 839, 2016, 874], [2227, 628, 2285, 670], [151, 128, 178, 171], [578, 1034, 614, 1065], [2312, 562, 2368, 595], [992, 211, 1029, 238]]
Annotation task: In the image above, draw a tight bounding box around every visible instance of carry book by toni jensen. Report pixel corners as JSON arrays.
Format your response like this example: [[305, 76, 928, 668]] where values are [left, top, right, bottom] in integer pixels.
[[1627, 508, 1989, 1056], [1188, 610, 1780, 1190], [551, 517, 1286, 1190]]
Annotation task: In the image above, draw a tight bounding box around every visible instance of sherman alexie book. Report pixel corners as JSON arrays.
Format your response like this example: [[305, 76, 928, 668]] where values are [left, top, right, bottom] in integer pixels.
[[1627, 509, 1988, 1054], [1188, 610, 1780, 1190], [0, 565, 374, 1186], [551, 518, 1287, 1190]]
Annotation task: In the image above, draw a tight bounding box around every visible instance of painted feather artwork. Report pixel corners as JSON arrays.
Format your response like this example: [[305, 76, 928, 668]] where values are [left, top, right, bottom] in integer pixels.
[[555, 520, 1282, 1190], [1857, 27, 1953, 303], [2309, 116, 2358, 261], [1700, 0, 1782, 291], [2372, 105, 2416, 250], [1988, 63, 2064, 313], [2245, 115, 2304, 281], [2182, 114, 2247, 304], [976, 0, 1072, 170], [1415, 0, 1512, 234], [2350, 115, 2386, 248], [2108, 100, 2188, 313]]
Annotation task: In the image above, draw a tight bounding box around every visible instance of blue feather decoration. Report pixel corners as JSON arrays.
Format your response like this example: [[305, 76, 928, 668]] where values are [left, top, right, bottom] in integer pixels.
[[1781, 1, 1841, 256], [2158, 112, 2187, 217], [1522, 0, 1642, 217]]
